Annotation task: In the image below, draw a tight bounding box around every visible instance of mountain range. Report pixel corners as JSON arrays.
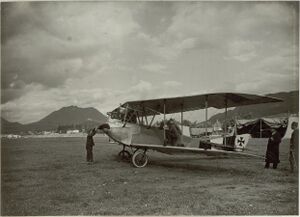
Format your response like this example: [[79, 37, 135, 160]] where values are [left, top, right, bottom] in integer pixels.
[[1, 106, 107, 134], [1, 90, 298, 134]]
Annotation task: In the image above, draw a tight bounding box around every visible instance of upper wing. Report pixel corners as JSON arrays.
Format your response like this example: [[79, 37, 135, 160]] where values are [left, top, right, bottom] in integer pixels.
[[130, 143, 265, 159], [112, 92, 282, 116]]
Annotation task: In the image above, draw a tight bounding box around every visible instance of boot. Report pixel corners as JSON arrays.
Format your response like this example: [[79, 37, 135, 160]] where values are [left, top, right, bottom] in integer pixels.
[[264, 162, 270, 168]]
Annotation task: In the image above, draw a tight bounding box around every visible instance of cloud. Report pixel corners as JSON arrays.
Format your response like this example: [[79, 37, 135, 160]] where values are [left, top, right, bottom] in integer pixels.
[[175, 38, 197, 51], [1, 79, 182, 123], [140, 63, 168, 74], [163, 81, 182, 87], [1, 2, 298, 123], [130, 80, 153, 92], [132, 2, 175, 37], [227, 40, 259, 62], [235, 74, 295, 94], [1, 83, 111, 123], [0, 80, 153, 123], [2, 1, 140, 101]]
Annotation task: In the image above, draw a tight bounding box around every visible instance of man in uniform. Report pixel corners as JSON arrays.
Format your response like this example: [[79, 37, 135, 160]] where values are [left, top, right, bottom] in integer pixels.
[[166, 119, 183, 146], [86, 128, 96, 163], [265, 128, 282, 169], [289, 122, 298, 173]]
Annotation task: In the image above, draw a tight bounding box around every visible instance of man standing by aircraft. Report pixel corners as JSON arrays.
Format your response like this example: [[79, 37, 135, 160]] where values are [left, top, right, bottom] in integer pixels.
[[265, 128, 282, 169], [289, 122, 298, 173], [86, 128, 96, 164]]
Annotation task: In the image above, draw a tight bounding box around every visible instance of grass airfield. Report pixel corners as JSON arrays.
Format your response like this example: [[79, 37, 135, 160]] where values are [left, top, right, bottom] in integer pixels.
[[1, 136, 298, 215]]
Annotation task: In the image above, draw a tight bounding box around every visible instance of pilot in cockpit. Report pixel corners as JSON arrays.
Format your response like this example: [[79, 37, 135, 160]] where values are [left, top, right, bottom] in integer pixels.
[[166, 119, 183, 146]]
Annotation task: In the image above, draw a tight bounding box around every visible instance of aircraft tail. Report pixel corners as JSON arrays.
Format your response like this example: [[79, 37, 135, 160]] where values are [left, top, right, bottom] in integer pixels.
[[234, 134, 250, 151]]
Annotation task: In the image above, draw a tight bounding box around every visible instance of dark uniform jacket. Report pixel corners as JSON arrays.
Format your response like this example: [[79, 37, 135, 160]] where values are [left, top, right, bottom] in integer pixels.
[[290, 129, 299, 151], [265, 131, 282, 163], [86, 133, 95, 149]]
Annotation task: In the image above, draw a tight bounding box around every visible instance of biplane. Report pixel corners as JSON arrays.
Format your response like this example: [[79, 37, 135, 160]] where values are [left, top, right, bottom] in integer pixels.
[[98, 92, 282, 168]]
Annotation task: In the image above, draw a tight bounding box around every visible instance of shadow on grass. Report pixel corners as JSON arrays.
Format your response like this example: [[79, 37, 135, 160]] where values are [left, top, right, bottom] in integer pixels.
[[108, 152, 258, 177], [147, 158, 257, 176]]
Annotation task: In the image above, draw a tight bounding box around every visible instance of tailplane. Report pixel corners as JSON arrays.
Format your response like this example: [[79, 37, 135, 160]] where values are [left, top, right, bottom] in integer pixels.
[[234, 134, 250, 151]]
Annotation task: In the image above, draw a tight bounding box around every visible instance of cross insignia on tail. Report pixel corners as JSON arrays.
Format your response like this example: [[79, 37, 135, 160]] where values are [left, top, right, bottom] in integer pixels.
[[237, 137, 245, 147]]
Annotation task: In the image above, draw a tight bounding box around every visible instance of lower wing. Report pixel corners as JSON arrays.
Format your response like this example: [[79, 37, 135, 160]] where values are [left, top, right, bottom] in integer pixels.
[[130, 143, 265, 159]]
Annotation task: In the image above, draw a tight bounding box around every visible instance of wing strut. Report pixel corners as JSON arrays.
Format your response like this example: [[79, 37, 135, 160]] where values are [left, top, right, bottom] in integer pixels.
[[260, 119, 262, 138], [180, 103, 183, 132], [144, 114, 149, 126], [148, 114, 156, 128], [136, 112, 141, 124], [122, 104, 129, 127], [224, 96, 228, 146], [205, 95, 208, 137], [163, 99, 166, 145]]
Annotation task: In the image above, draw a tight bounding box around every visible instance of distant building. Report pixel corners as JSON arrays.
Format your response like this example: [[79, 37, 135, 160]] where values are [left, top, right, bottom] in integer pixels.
[[66, 129, 80, 134], [43, 131, 52, 135], [6, 134, 22, 139], [213, 120, 222, 132]]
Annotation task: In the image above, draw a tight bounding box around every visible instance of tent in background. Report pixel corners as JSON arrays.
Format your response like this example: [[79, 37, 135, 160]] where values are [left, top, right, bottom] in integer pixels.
[[190, 127, 214, 138], [236, 115, 298, 139]]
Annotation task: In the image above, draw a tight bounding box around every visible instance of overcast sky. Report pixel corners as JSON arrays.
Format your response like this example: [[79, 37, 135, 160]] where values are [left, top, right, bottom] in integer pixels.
[[1, 1, 299, 124]]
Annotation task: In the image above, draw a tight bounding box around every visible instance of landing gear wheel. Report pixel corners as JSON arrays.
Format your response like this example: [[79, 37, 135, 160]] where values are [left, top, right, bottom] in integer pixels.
[[132, 151, 148, 168], [118, 150, 132, 161]]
